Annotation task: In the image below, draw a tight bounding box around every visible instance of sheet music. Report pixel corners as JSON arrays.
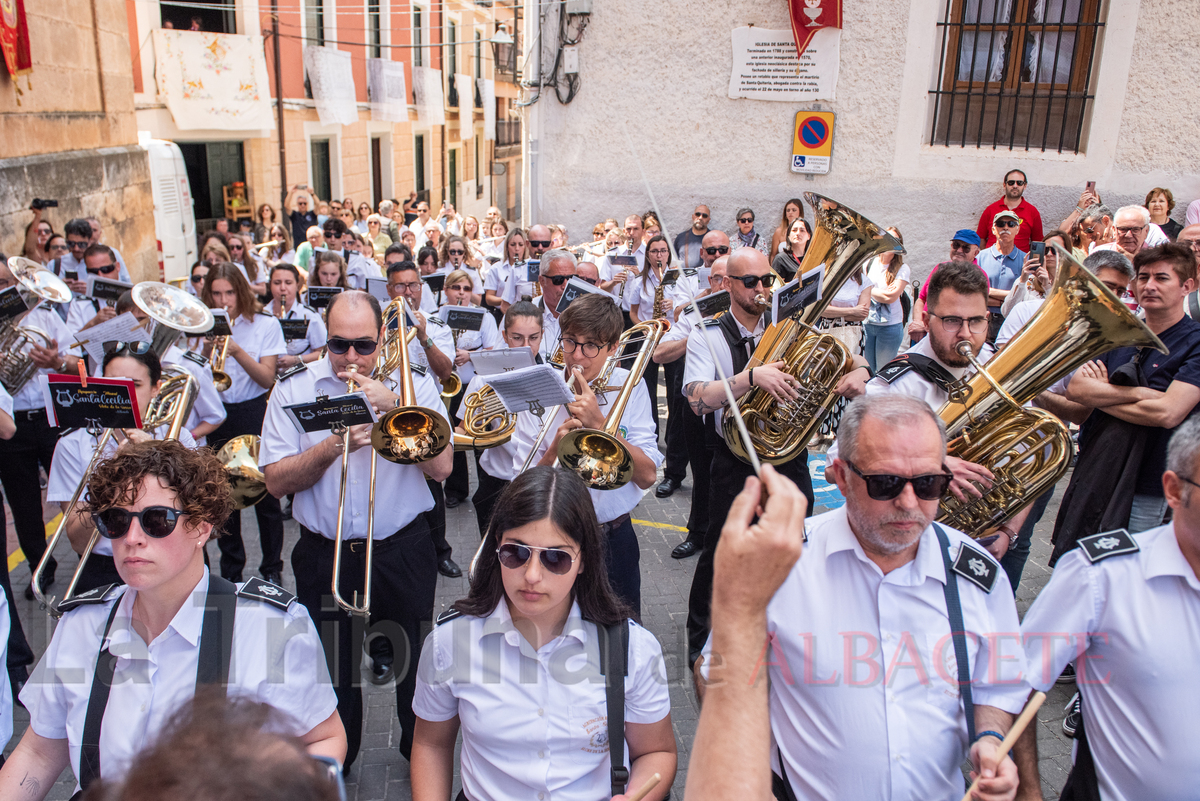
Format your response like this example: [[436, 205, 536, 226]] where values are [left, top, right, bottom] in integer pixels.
[[485, 363, 575, 414], [471, 346, 536, 376], [72, 312, 151, 367]]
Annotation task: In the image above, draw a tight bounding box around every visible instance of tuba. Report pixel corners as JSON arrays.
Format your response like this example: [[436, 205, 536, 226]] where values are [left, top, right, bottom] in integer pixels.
[[934, 246, 1168, 538], [0, 258, 73, 394], [723, 194, 903, 464]]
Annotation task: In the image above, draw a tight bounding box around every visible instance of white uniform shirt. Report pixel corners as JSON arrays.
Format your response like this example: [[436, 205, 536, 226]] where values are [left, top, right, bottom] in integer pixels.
[[220, 312, 287, 403], [437, 305, 501, 385], [508, 365, 662, 523], [995, 298, 1041, 347], [1022, 523, 1200, 799], [419, 282, 440, 315], [64, 298, 114, 353], [0, 381, 14, 420], [163, 344, 226, 445], [259, 357, 447, 538], [864, 334, 993, 410], [632, 266, 698, 321], [413, 599, 671, 801], [500, 262, 538, 307], [46, 426, 198, 558], [21, 569, 337, 794], [484, 260, 514, 297], [267, 299, 328, 357], [55, 252, 132, 285], [345, 251, 383, 289], [458, 374, 520, 480], [601, 244, 645, 311], [706, 508, 1027, 801], [13, 304, 70, 411], [682, 313, 765, 430], [407, 314, 455, 374]]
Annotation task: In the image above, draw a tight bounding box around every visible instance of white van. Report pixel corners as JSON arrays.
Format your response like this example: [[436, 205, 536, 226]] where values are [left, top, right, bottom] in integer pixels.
[[141, 135, 197, 283]]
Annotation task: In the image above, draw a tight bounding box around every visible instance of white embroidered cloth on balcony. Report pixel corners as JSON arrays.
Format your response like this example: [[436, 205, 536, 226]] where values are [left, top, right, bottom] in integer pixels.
[[303, 46, 358, 126], [478, 79, 495, 140], [368, 58, 408, 123], [152, 30, 273, 131], [412, 66, 446, 127]]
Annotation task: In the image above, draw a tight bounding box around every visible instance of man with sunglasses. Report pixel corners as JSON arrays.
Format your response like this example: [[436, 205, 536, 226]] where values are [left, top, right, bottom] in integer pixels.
[[600, 216, 645, 320], [508, 248, 576, 363], [697, 394, 1027, 801], [682, 247, 823, 666], [674, 205, 712, 270], [63, 244, 127, 356], [261, 289, 453, 770], [50, 218, 132, 292], [284, 185, 319, 247], [976, 210, 1028, 341], [975, 168, 1043, 252], [383, 260, 455, 385], [2, 440, 346, 799]]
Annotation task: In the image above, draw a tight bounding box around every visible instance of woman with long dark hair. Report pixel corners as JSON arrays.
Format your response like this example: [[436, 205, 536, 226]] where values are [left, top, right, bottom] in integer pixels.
[[629, 234, 678, 435], [770, 197, 805, 256], [411, 467, 676, 801], [771, 218, 812, 282], [864, 225, 910, 372], [200, 263, 287, 586]]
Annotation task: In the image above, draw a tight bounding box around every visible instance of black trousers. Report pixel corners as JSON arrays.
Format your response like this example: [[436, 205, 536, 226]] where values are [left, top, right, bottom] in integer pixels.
[[0, 409, 59, 578], [209, 393, 284, 580], [682, 409, 716, 546], [687, 443, 814, 664], [425, 478, 453, 562], [0, 507, 33, 671], [602, 516, 641, 618], [292, 518, 437, 768], [444, 386, 470, 501], [662, 357, 689, 483], [471, 461, 509, 538], [641, 359, 661, 436]]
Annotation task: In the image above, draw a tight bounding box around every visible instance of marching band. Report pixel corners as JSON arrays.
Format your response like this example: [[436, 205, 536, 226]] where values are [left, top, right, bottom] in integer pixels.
[[0, 190, 1197, 801]]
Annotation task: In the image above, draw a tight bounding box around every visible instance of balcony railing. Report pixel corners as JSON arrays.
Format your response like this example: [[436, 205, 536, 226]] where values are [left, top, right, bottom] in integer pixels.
[[496, 120, 521, 147]]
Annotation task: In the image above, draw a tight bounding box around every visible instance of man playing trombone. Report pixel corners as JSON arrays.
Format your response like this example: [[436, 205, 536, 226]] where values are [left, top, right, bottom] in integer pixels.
[[507, 293, 662, 615], [260, 290, 452, 770]]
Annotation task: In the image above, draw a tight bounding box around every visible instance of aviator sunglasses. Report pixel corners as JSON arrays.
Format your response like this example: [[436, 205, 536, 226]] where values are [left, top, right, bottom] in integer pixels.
[[326, 337, 379, 355], [843, 460, 953, 501], [496, 542, 576, 574], [93, 506, 186, 539]]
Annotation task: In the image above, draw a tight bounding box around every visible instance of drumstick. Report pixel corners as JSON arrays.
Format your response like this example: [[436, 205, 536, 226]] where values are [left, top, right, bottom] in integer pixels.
[[626, 772, 662, 801], [958, 691, 1045, 801]]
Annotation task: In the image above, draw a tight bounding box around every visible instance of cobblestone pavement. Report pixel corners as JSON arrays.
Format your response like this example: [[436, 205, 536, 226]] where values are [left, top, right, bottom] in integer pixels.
[[4, 454, 1078, 800]]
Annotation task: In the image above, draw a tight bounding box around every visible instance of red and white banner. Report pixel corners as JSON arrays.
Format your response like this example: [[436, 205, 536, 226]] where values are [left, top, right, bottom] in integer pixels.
[[0, 0, 31, 80], [788, 0, 842, 59]]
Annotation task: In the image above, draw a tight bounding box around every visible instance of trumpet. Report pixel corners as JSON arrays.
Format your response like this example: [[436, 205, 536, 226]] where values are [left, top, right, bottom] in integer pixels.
[[440, 327, 463, 399], [32, 369, 200, 617]]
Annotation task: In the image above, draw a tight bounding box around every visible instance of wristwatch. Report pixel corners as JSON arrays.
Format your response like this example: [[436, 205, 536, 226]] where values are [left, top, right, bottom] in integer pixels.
[[421, 335, 434, 349]]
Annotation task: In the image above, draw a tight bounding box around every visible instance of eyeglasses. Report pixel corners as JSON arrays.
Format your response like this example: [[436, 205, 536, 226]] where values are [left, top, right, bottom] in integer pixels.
[[104, 341, 153, 356], [325, 337, 379, 355], [190, 274, 206, 284], [94, 506, 186, 539], [67, 240, 89, 250], [446, 283, 473, 293], [87, 263, 119, 274], [496, 542, 576, 575], [843, 460, 953, 501], [732, 273, 777, 289], [448, 249, 465, 256], [1082, 224, 1101, 235], [48, 243, 69, 252], [950, 242, 974, 252], [1006, 180, 1026, 186], [1115, 225, 1147, 234], [738, 217, 754, 224], [648, 249, 670, 257], [529, 240, 551, 248], [994, 220, 1019, 229], [543, 275, 571, 286], [694, 212, 710, 218], [229, 243, 243, 250], [560, 337, 602, 358], [929, 312, 990, 334], [391, 281, 422, 293]]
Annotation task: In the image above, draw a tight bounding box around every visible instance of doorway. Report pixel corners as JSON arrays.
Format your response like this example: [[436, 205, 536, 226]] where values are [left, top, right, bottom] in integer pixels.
[[177, 141, 246, 222]]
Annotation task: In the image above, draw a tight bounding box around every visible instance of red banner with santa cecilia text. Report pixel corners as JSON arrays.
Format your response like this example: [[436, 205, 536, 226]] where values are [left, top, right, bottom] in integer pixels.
[[788, 0, 842, 59], [0, 0, 31, 79]]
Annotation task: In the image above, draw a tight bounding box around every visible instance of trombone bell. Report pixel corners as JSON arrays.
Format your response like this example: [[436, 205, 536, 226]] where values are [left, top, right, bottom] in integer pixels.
[[557, 430, 634, 490], [371, 407, 452, 464]]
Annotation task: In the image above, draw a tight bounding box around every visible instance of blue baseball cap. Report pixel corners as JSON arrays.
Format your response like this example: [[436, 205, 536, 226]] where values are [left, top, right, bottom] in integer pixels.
[[951, 229, 982, 246]]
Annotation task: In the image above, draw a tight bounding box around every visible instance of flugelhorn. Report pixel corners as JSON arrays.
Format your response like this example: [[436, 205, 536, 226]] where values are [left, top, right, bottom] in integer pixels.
[[935, 246, 1167, 538], [0, 258, 73, 394]]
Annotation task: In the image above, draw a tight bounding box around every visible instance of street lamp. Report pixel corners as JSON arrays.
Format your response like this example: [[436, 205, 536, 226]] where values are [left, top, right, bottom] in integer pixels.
[[490, 24, 514, 74]]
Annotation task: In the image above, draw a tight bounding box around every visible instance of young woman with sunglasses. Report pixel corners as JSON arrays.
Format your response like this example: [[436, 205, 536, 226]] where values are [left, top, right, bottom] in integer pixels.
[[411, 466, 676, 801], [0, 440, 345, 800], [353, 202, 372, 234], [439, 236, 483, 304], [438, 270, 503, 509], [227, 232, 268, 298], [200, 263, 288, 586], [769, 197, 805, 257], [488, 227, 529, 315], [454, 301, 543, 535], [269, 264, 327, 374], [45, 347, 198, 594], [254, 202, 277, 244]]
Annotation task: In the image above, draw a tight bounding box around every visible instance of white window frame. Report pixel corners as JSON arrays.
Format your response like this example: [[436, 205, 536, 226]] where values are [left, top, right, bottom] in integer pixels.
[[304, 121, 344, 201], [366, 123, 396, 202], [413, 2, 428, 67]]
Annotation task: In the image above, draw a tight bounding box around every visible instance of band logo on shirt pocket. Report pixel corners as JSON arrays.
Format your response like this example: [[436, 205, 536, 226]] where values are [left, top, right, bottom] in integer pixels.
[[581, 715, 610, 754]]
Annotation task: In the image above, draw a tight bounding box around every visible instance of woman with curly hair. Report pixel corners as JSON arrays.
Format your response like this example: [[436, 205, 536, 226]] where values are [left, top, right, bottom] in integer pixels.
[[0, 440, 346, 800]]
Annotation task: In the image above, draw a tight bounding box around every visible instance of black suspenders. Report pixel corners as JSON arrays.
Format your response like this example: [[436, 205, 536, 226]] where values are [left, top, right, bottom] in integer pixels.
[[76, 574, 238, 793]]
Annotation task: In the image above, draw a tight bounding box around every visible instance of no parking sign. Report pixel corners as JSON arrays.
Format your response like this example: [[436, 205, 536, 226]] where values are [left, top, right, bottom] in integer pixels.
[[791, 111, 835, 174]]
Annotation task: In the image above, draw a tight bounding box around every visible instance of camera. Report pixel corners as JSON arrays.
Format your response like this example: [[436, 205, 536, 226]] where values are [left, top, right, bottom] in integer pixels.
[[31, 199, 59, 211]]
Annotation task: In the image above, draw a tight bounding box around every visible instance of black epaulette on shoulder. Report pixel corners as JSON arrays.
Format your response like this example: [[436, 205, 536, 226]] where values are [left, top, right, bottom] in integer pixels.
[[57, 583, 123, 613], [277, 362, 308, 381], [876, 353, 957, 392], [411, 362, 428, 376], [436, 608, 464, 626], [256, 310, 274, 318], [702, 317, 722, 328], [1078, 528, 1140, 563], [683, 268, 699, 277], [428, 315, 447, 327], [237, 576, 296, 610], [951, 542, 1000, 593], [301, 303, 317, 314], [182, 350, 208, 367]]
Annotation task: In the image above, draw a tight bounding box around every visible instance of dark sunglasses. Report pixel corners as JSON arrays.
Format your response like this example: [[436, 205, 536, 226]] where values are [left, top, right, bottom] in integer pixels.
[[733, 273, 776, 289], [738, 217, 754, 224], [704, 246, 730, 255], [94, 506, 185, 539], [67, 240, 89, 250], [88, 263, 119, 274], [694, 212, 710, 218], [950, 242, 974, 252], [190, 274, 206, 283], [994, 220, 1019, 228], [496, 542, 576, 575], [103, 341, 153, 356], [326, 337, 379, 355], [844, 460, 953, 501], [529, 240, 551, 248], [448, 249, 465, 256], [543, 274, 571, 286], [1006, 180, 1026, 186]]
